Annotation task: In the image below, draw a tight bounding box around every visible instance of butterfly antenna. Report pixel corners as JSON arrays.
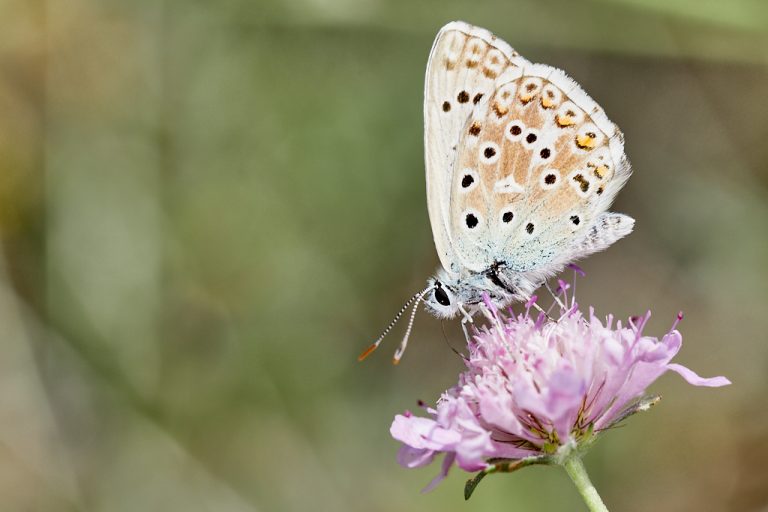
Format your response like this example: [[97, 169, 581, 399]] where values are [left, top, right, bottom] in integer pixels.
[[358, 286, 432, 362], [392, 288, 430, 364]]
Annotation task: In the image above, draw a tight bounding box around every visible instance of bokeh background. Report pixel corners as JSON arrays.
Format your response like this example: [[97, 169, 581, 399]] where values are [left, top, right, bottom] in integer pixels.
[[1, 0, 767, 510]]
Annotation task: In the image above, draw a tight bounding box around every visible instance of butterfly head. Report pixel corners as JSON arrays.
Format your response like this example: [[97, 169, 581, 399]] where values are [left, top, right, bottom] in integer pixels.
[[423, 277, 460, 319]]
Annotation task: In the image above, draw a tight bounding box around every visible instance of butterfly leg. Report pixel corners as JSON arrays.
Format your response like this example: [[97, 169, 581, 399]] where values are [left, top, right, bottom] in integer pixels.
[[458, 303, 474, 342], [522, 294, 554, 321], [544, 281, 567, 311], [532, 300, 554, 321], [477, 300, 493, 320], [458, 303, 474, 324], [460, 320, 470, 342]]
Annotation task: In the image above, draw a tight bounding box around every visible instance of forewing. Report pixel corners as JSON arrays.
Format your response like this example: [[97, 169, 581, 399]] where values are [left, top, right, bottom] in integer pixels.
[[449, 61, 632, 272], [424, 21, 528, 274]]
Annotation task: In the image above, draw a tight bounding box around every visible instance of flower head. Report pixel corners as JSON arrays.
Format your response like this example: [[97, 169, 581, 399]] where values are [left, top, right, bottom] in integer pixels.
[[390, 280, 730, 493]]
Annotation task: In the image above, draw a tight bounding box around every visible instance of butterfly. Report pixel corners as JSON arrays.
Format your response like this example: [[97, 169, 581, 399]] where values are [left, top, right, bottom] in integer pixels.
[[360, 21, 633, 363]]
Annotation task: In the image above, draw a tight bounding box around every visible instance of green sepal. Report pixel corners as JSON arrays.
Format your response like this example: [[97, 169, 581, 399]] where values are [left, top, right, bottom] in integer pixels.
[[464, 471, 489, 500], [605, 394, 661, 431], [463, 456, 552, 500]]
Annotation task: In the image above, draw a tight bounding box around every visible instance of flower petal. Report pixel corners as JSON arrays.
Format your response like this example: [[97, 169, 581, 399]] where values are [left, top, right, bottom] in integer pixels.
[[397, 445, 436, 468], [421, 453, 456, 493], [390, 414, 461, 450], [666, 363, 731, 387]]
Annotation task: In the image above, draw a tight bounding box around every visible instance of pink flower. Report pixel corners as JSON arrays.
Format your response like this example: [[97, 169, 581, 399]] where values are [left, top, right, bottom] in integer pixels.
[[390, 286, 730, 492]]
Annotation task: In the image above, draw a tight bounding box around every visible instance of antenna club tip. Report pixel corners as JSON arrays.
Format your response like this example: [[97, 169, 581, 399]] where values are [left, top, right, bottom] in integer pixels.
[[357, 343, 378, 362], [392, 357, 401, 366]]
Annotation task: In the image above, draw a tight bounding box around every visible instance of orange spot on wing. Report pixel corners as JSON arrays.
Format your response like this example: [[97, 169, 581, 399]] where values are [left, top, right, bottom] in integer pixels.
[[593, 165, 608, 179], [576, 134, 597, 149], [492, 102, 508, 118]]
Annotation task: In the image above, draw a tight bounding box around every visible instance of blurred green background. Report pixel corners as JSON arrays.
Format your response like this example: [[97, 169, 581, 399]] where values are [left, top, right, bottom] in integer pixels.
[[1, 0, 767, 510]]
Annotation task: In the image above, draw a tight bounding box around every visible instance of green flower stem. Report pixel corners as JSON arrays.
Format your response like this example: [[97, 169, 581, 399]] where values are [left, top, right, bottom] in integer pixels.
[[563, 456, 609, 512]]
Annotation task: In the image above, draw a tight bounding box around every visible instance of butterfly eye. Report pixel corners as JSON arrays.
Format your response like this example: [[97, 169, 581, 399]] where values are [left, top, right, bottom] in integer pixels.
[[434, 286, 451, 306]]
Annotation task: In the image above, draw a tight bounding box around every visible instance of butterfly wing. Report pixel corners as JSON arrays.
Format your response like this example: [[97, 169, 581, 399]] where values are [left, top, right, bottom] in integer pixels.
[[448, 42, 632, 274], [424, 22, 529, 275]]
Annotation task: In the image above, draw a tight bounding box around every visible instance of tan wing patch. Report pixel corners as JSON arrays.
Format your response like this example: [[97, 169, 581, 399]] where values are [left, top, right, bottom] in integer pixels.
[[449, 68, 629, 271]]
